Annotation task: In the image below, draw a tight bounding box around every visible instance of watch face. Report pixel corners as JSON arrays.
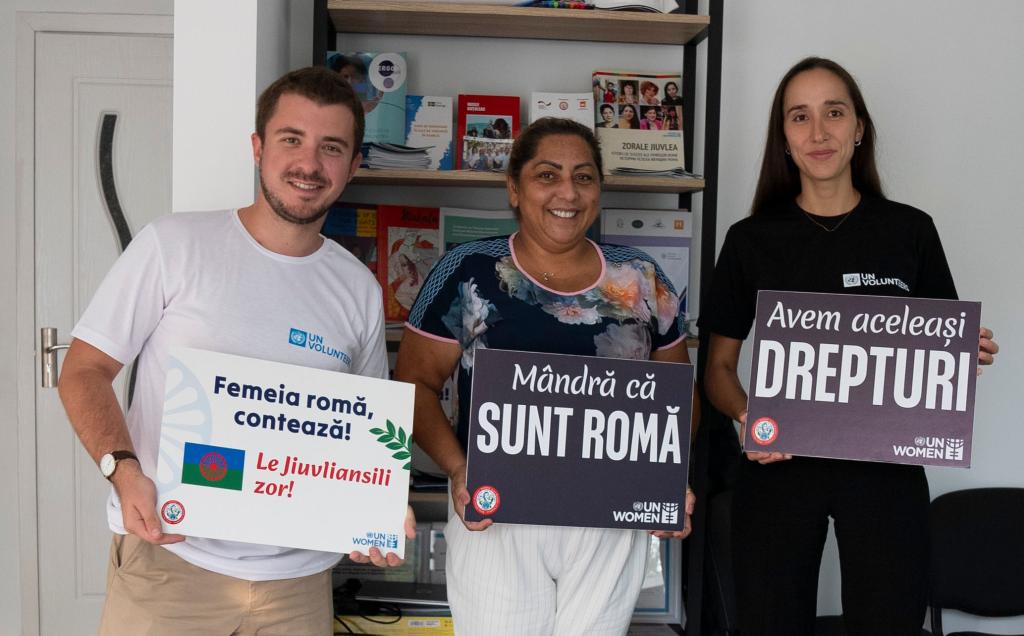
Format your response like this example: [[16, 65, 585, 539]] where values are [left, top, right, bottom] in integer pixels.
[[100, 454, 116, 477]]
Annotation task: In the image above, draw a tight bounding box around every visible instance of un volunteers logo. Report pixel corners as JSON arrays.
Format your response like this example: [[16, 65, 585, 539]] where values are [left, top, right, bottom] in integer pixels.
[[472, 485, 501, 516], [289, 328, 308, 347], [751, 417, 779, 446]]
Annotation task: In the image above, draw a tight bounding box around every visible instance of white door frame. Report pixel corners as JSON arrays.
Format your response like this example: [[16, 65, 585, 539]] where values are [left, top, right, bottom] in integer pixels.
[[14, 12, 172, 635]]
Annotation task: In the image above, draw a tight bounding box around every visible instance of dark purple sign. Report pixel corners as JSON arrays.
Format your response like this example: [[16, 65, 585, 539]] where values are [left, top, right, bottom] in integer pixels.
[[465, 348, 693, 529], [745, 291, 981, 467]]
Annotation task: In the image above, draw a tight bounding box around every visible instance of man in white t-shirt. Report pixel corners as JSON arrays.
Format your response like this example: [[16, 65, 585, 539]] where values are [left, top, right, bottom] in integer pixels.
[[58, 67, 413, 635]]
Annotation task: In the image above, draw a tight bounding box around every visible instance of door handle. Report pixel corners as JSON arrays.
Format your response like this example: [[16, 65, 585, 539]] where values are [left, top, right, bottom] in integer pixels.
[[41, 327, 71, 389]]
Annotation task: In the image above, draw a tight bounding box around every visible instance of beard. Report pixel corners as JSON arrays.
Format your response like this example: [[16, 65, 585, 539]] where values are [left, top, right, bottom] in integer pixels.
[[259, 169, 332, 226]]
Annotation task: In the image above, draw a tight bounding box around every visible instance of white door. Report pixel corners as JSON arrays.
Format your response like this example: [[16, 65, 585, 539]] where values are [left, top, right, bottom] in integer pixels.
[[34, 31, 172, 634]]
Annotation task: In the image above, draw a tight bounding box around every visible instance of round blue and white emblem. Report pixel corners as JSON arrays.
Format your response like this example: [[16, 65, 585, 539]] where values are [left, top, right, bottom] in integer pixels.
[[161, 500, 185, 525], [472, 485, 501, 516], [751, 417, 778, 446]]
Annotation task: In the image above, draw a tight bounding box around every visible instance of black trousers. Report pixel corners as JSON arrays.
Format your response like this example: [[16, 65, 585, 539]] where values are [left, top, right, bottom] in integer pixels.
[[731, 457, 929, 636]]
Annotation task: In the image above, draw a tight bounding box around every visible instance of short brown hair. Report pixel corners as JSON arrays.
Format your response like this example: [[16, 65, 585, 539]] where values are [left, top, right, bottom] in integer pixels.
[[255, 66, 365, 149]]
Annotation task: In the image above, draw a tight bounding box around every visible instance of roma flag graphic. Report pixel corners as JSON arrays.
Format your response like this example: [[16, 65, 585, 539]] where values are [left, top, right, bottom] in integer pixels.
[[181, 442, 245, 491]]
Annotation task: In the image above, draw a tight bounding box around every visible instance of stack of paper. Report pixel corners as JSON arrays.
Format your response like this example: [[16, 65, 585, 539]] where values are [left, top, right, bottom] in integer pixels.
[[365, 143, 433, 170], [611, 166, 698, 178]]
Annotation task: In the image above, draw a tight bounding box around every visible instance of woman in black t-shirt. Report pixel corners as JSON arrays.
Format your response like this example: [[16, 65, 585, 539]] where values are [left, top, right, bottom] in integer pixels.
[[701, 57, 998, 636]]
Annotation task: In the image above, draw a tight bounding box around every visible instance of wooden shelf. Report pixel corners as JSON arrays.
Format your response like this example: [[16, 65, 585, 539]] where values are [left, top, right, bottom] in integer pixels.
[[328, 0, 709, 45], [352, 168, 704, 194], [388, 327, 697, 348], [409, 490, 449, 504]]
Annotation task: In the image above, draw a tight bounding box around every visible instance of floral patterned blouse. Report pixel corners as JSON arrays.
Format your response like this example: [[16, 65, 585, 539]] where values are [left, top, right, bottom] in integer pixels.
[[406, 234, 686, 449]]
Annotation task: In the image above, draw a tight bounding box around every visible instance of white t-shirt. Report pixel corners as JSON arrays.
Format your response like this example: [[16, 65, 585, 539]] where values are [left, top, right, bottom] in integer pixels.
[[72, 210, 388, 580]]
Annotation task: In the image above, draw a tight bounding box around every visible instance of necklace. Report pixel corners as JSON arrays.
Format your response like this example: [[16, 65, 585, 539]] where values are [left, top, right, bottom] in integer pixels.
[[542, 271, 555, 282], [802, 208, 854, 233]]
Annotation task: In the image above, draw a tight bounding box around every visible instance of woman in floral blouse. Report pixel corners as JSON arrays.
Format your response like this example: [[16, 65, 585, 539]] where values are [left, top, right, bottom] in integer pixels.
[[395, 118, 696, 635]]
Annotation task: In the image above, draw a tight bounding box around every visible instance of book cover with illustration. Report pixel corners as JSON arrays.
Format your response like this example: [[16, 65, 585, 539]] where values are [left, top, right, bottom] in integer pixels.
[[601, 209, 692, 322], [456, 94, 520, 171], [322, 203, 378, 274], [327, 52, 408, 150], [529, 92, 594, 130], [592, 70, 685, 175], [377, 206, 440, 322], [405, 95, 454, 170]]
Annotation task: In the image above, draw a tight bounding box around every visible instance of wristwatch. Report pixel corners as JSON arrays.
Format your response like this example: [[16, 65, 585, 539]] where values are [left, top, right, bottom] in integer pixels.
[[100, 450, 139, 480]]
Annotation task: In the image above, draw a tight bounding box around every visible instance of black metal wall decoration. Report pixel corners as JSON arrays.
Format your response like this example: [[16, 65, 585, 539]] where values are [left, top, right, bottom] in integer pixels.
[[98, 112, 139, 407]]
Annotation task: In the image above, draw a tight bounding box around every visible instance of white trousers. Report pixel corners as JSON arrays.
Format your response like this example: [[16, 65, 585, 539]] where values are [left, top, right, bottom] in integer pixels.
[[445, 517, 648, 636]]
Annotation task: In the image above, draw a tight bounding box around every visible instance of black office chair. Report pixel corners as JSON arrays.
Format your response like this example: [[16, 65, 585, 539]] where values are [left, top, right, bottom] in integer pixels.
[[929, 487, 1024, 636], [814, 614, 930, 635]]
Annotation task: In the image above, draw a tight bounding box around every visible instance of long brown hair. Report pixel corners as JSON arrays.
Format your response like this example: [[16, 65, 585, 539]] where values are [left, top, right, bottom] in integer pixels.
[[750, 57, 883, 216]]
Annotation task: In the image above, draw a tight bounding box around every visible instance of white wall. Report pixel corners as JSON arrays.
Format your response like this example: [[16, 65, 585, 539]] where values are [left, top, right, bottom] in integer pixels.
[[719, 1, 1024, 631], [172, 0, 257, 212], [172, 0, 307, 214], [0, 4, 173, 636]]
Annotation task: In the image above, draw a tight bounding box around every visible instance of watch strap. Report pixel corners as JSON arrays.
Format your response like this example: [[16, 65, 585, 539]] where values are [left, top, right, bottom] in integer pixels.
[[110, 450, 138, 463]]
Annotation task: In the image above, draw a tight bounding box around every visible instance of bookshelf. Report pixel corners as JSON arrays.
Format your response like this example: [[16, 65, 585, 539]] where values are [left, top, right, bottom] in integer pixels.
[[352, 167, 704, 193], [315, 1, 723, 631], [327, 0, 709, 44], [387, 325, 698, 348]]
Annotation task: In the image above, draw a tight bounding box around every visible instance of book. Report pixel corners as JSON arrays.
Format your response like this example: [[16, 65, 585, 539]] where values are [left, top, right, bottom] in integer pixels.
[[456, 94, 520, 171], [592, 0, 677, 12], [592, 70, 685, 175], [406, 96, 454, 170], [529, 92, 594, 130], [322, 203, 378, 274], [601, 208, 692, 322], [439, 207, 519, 253], [327, 52, 408, 150], [377, 205, 440, 322]]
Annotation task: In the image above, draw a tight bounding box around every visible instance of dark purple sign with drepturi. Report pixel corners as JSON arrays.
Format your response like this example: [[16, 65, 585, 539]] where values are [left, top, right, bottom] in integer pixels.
[[464, 348, 693, 529], [745, 291, 980, 467]]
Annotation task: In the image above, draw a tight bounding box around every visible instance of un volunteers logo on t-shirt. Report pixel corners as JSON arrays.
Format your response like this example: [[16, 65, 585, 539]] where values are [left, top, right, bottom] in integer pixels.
[[842, 272, 910, 292], [287, 327, 353, 366]]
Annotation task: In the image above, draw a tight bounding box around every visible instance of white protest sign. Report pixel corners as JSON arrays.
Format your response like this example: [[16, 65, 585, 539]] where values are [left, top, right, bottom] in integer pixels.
[[155, 347, 413, 557]]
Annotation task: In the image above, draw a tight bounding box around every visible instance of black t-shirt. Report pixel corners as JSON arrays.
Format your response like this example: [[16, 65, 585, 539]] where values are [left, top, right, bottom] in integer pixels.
[[699, 195, 957, 340]]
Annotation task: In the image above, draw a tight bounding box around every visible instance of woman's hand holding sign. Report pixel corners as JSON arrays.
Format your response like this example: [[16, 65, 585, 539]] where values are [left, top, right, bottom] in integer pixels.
[[450, 463, 493, 532], [650, 487, 696, 539], [739, 412, 793, 465], [977, 326, 998, 375]]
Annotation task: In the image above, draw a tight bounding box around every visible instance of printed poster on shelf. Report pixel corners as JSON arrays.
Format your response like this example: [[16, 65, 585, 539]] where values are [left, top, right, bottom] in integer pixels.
[[464, 349, 693, 530], [405, 95, 454, 170], [592, 70, 685, 174], [323, 203, 378, 274], [601, 209, 692, 323], [154, 347, 414, 556], [744, 291, 981, 467], [439, 207, 519, 253], [529, 92, 594, 130], [327, 52, 408, 148], [377, 206, 440, 323], [456, 94, 520, 171]]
